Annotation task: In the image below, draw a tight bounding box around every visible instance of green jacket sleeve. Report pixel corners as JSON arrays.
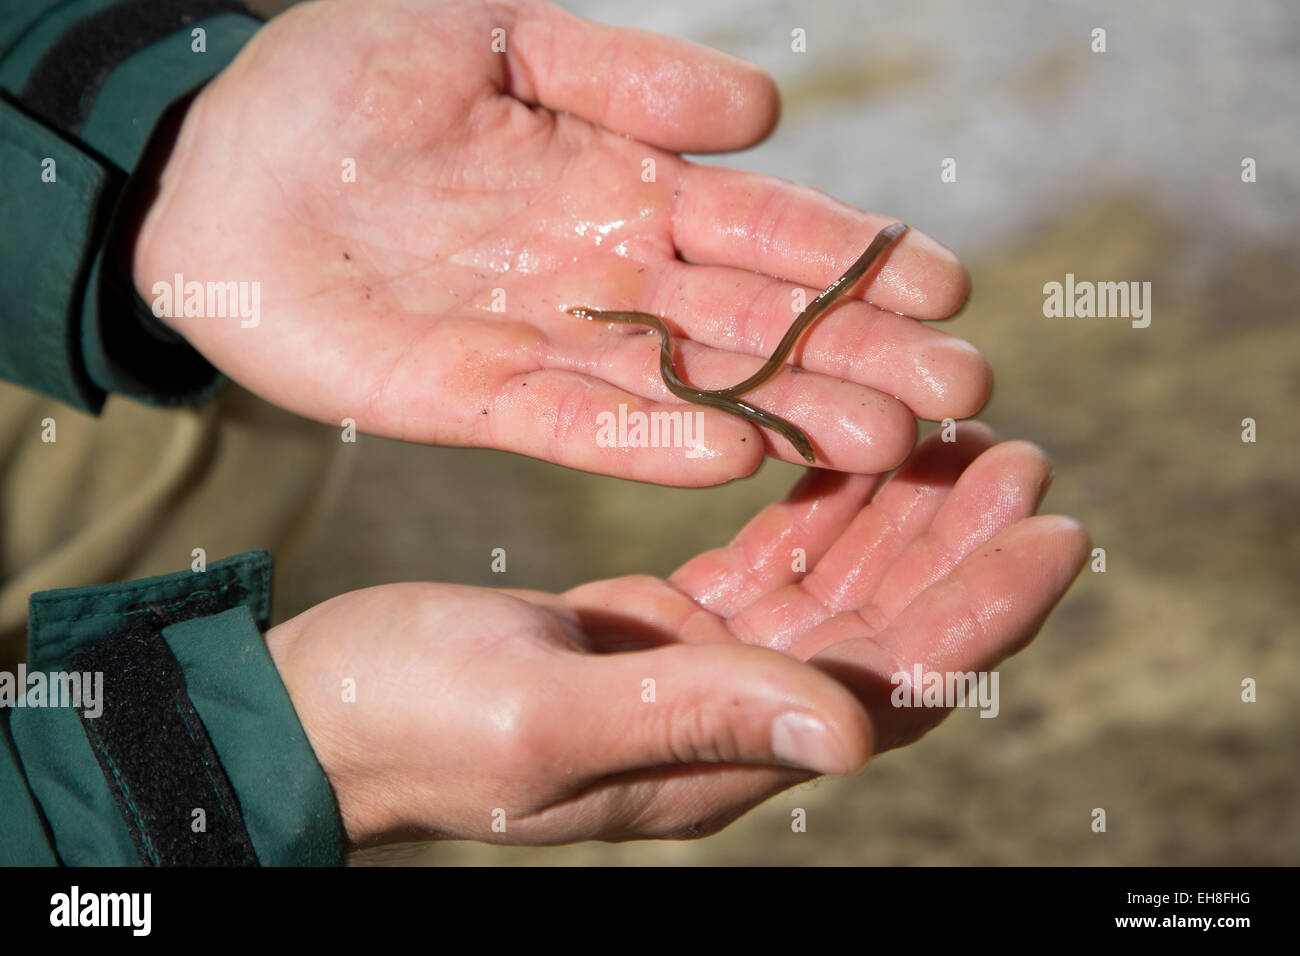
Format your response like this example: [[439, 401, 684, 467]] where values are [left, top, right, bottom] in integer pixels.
[[0, 0, 263, 412], [0, 550, 345, 866]]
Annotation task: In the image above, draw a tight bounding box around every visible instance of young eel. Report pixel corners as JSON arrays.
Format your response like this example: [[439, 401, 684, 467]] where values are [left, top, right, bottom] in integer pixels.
[[568, 221, 909, 463]]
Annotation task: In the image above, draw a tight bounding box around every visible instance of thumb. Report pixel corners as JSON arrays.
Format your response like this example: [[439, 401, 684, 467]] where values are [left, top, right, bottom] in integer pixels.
[[564, 642, 874, 777], [501, 1, 780, 153]]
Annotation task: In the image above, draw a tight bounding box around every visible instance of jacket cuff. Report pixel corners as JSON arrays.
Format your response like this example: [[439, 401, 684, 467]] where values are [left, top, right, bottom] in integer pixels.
[[0, 713, 60, 866], [0, 1, 263, 412], [164, 607, 344, 866], [6, 550, 345, 866], [0, 100, 114, 411]]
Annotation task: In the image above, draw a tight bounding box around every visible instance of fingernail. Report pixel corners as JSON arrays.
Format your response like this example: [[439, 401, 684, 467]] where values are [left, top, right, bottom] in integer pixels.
[[771, 712, 842, 775]]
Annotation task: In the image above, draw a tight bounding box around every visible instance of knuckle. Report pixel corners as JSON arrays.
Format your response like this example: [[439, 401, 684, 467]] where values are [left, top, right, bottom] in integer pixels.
[[661, 694, 742, 767]]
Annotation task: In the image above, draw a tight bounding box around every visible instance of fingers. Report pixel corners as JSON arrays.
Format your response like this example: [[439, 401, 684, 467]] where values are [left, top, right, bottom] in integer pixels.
[[556, 641, 874, 778], [557, 763, 809, 842], [561, 573, 734, 653], [811, 514, 1090, 752], [866, 440, 1055, 620], [555, 317, 918, 470], [724, 424, 995, 652], [362, 313, 764, 482], [500, 0, 779, 152], [780, 437, 1053, 659], [799, 423, 999, 614], [671, 163, 970, 319], [328, 314, 767, 485], [666, 336, 919, 469], [641, 259, 992, 420], [671, 468, 881, 617], [483, 368, 766, 485]]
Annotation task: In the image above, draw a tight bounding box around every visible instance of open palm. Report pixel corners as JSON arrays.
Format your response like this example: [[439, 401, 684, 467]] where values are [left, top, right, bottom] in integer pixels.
[[272, 425, 1086, 845], [134, 0, 986, 484]]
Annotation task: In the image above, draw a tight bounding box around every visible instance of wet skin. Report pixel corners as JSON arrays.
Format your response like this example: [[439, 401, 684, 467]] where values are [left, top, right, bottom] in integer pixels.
[[569, 223, 909, 462]]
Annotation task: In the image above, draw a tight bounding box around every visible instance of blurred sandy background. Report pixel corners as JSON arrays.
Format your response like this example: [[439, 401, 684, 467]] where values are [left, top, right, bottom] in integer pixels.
[[248, 0, 1299, 864]]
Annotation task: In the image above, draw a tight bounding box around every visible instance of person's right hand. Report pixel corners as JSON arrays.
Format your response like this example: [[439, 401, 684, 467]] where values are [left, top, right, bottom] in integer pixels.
[[132, 0, 986, 485], [265, 425, 1087, 847]]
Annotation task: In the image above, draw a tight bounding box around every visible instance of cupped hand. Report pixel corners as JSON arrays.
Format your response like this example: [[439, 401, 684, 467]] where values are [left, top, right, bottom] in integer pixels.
[[266, 425, 1087, 846], [133, 0, 985, 485]]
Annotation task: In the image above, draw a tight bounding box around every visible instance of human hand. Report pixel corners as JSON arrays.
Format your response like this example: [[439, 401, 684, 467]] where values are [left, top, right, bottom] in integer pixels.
[[132, 0, 985, 485], [265, 425, 1086, 846]]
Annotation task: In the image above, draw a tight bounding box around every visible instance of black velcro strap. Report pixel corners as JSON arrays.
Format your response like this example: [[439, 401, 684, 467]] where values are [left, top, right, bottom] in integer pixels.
[[69, 595, 259, 866], [17, 0, 252, 136]]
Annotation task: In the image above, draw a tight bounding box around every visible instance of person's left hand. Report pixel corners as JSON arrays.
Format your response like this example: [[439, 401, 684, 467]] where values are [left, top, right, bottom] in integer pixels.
[[268, 424, 1087, 845]]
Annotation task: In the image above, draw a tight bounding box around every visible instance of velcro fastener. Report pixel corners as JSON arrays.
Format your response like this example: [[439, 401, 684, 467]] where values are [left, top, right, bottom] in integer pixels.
[[69, 595, 259, 866], [17, 0, 253, 137]]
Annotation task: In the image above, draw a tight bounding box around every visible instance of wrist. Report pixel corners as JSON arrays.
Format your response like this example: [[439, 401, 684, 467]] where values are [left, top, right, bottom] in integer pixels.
[[116, 91, 200, 325], [263, 616, 409, 849]]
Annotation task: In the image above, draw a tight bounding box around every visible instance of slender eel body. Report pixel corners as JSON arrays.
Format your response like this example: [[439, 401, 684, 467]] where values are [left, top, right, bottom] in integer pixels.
[[567, 308, 819, 462], [568, 221, 909, 463]]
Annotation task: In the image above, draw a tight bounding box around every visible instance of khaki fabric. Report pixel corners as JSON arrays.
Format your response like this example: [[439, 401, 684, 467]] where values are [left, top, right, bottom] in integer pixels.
[[0, 379, 348, 669]]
